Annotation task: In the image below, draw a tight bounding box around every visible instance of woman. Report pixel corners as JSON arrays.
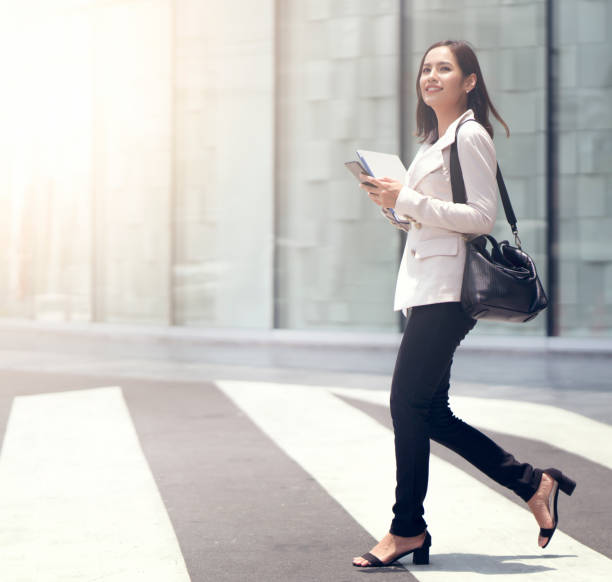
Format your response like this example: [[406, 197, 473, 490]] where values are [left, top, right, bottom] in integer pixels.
[[352, 40, 576, 568]]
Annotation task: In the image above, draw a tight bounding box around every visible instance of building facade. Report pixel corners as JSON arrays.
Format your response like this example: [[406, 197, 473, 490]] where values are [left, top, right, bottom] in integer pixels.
[[0, 0, 610, 337]]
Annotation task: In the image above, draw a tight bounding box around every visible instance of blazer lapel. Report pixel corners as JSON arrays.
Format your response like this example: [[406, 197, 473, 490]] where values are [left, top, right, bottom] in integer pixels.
[[406, 109, 475, 190]]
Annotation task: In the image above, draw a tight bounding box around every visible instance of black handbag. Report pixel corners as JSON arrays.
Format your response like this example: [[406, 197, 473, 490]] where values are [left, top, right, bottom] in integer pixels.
[[450, 119, 549, 323]]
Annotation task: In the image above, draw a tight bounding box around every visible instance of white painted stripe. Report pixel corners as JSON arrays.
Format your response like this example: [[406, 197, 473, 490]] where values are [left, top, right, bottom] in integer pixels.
[[327, 386, 612, 471], [217, 380, 397, 537], [0, 386, 191, 582], [217, 380, 612, 580]]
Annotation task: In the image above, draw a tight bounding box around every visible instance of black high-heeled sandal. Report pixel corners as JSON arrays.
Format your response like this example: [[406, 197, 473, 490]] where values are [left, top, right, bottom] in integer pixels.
[[353, 531, 432, 567], [539, 468, 576, 549]]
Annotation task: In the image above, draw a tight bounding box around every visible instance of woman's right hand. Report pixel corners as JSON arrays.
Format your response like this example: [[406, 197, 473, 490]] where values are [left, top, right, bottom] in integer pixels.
[[360, 174, 403, 210]]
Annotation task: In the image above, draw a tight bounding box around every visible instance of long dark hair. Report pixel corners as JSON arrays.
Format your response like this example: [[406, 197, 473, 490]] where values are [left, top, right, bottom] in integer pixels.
[[415, 40, 510, 144]]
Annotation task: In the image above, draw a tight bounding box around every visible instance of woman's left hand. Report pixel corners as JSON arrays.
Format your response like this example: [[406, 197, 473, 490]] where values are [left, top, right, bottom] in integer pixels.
[[359, 174, 404, 208]]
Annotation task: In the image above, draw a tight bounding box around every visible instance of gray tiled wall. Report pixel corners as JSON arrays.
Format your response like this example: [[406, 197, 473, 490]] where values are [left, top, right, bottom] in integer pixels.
[[275, 0, 401, 331], [173, 0, 275, 328], [556, 0, 612, 336]]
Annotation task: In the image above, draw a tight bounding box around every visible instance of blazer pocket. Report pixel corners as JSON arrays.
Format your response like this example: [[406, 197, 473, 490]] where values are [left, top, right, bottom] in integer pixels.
[[414, 236, 459, 259]]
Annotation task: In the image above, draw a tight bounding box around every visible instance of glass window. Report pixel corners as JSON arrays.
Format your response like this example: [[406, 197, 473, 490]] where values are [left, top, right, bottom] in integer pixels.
[[556, 0, 612, 336], [276, 1, 401, 331]]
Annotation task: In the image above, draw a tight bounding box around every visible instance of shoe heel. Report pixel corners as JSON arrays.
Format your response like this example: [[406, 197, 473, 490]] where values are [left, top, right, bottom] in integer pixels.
[[544, 468, 576, 496], [412, 531, 431, 565], [412, 546, 429, 565], [558, 474, 576, 496]]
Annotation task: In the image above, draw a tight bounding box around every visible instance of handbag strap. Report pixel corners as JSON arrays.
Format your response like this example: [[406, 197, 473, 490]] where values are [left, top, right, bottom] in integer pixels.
[[450, 119, 522, 247]]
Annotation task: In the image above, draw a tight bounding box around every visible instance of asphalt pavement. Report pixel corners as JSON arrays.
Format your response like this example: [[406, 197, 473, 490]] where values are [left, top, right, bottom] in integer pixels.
[[0, 333, 610, 581]]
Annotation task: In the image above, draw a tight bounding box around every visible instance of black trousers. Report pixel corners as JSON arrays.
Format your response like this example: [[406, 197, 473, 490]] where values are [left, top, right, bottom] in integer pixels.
[[389, 301, 543, 537]]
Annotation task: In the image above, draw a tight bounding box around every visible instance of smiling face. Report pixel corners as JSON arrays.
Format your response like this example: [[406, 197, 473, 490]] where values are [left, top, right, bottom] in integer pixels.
[[418, 46, 476, 110]]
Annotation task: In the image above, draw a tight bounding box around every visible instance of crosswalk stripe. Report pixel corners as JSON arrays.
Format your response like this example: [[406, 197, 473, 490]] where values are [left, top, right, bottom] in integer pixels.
[[326, 386, 612, 471], [217, 380, 397, 537], [216, 380, 612, 580], [0, 386, 191, 581]]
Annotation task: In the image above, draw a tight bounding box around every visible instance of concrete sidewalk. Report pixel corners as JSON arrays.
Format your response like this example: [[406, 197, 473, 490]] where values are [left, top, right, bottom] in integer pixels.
[[0, 319, 611, 424]]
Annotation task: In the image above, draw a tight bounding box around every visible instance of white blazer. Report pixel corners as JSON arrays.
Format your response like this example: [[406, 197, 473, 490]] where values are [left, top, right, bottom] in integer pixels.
[[392, 108, 499, 317]]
